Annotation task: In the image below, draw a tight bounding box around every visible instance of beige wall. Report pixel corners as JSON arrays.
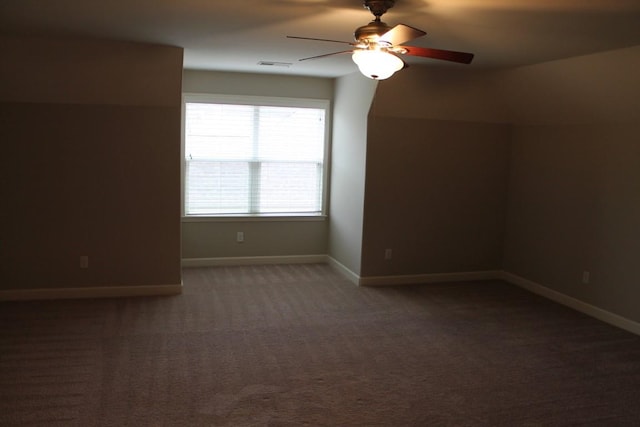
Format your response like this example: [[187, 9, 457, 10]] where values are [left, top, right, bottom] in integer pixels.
[[181, 70, 334, 260], [368, 67, 510, 123], [496, 46, 640, 125], [0, 36, 183, 289], [361, 66, 511, 276], [502, 46, 640, 323], [182, 70, 381, 271], [183, 70, 334, 99], [185, 49, 640, 326], [0, 36, 181, 107], [5, 32, 636, 327], [328, 73, 378, 274], [183, 219, 327, 259], [361, 117, 510, 276], [359, 48, 640, 324]]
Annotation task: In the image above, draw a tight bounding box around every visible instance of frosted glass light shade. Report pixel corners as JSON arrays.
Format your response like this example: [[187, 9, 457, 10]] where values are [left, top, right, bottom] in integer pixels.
[[352, 49, 404, 80]]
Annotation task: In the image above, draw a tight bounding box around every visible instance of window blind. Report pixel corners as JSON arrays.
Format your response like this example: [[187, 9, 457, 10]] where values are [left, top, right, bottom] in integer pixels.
[[184, 98, 327, 216]]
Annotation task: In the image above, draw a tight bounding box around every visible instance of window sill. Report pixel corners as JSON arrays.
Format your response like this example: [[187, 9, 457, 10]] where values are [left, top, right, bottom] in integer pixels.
[[182, 214, 327, 223]]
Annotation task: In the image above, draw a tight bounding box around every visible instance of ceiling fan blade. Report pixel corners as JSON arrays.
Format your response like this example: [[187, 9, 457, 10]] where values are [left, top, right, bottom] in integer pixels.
[[287, 36, 354, 45], [298, 50, 354, 61], [380, 24, 426, 46], [400, 46, 474, 64]]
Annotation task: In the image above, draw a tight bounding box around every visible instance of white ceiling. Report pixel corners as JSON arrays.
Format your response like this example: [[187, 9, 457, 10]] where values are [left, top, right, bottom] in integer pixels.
[[1, 0, 639, 78]]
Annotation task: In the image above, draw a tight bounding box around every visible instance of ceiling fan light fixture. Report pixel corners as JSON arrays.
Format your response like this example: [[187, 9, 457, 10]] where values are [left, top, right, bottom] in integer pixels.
[[352, 49, 403, 80]]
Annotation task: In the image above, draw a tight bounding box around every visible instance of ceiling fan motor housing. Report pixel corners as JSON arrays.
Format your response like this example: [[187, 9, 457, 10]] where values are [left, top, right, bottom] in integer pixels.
[[354, 20, 392, 43], [357, 1, 395, 43]]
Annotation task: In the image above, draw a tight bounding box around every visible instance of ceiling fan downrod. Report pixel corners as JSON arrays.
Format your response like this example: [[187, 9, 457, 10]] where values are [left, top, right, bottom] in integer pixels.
[[363, 0, 395, 18]]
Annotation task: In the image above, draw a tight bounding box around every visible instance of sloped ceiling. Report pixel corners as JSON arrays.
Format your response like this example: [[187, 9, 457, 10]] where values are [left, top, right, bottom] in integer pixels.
[[1, 0, 639, 77]]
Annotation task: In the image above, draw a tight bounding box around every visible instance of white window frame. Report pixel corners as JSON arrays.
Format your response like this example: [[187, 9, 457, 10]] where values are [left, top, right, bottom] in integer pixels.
[[181, 93, 330, 220]]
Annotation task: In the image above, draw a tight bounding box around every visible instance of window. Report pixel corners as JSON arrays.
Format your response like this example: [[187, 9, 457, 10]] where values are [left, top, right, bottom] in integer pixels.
[[183, 94, 329, 217]]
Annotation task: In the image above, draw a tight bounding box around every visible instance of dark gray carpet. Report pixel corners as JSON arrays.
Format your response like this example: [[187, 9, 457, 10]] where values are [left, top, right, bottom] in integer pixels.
[[1, 263, 639, 426]]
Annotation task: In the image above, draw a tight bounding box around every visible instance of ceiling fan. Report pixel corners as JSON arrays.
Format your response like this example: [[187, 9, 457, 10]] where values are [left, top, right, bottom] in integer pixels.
[[287, 0, 474, 80]]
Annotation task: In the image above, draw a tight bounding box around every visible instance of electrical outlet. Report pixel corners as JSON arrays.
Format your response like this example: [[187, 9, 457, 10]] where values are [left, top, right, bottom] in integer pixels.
[[582, 270, 590, 284], [237, 231, 244, 243], [384, 248, 393, 260], [80, 255, 89, 269]]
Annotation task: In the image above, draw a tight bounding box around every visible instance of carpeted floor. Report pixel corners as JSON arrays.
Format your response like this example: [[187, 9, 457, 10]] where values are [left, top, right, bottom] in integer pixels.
[[1, 263, 639, 426]]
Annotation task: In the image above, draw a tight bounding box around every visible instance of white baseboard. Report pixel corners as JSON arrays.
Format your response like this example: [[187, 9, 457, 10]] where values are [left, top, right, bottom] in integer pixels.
[[0, 283, 183, 301], [324, 258, 500, 287], [326, 257, 360, 285], [359, 270, 501, 287], [500, 271, 640, 336], [327, 263, 639, 336], [4, 259, 636, 336], [182, 255, 329, 268]]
